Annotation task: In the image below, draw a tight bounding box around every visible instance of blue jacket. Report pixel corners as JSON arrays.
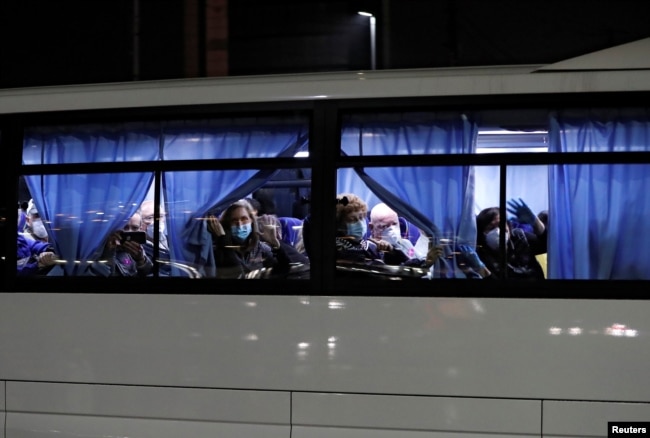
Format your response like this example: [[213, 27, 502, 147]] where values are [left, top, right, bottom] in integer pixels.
[[17, 234, 54, 276]]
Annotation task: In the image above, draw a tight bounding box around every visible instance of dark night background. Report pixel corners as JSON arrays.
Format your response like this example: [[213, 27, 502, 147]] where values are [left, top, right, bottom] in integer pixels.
[[0, 0, 649, 89]]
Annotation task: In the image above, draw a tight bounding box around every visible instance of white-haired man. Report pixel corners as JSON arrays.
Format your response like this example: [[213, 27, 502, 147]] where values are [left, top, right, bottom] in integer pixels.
[[368, 203, 424, 265]]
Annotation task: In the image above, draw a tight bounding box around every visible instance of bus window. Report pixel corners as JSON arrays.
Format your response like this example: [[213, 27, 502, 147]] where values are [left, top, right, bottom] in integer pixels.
[[334, 166, 484, 280], [18, 166, 312, 280], [18, 172, 154, 277], [162, 168, 310, 280]]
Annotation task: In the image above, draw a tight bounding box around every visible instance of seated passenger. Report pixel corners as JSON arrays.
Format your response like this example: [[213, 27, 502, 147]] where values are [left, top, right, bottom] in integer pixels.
[[476, 199, 547, 280], [335, 193, 386, 265], [21, 199, 50, 242], [368, 202, 488, 277], [257, 214, 310, 269], [139, 200, 172, 276], [336, 194, 442, 269], [207, 199, 279, 279], [368, 203, 424, 265], [17, 232, 57, 276], [87, 214, 153, 277]]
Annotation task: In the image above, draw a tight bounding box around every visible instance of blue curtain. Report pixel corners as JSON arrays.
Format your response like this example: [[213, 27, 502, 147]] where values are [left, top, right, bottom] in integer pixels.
[[549, 109, 650, 279], [162, 118, 309, 277], [339, 113, 478, 277], [23, 124, 159, 275]]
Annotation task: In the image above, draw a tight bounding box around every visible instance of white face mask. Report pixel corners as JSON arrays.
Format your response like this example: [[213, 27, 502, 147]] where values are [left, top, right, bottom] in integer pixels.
[[31, 219, 48, 239], [485, 227, 509, 251], [146, 222, 167, 242], [381, 225, 401, 246]]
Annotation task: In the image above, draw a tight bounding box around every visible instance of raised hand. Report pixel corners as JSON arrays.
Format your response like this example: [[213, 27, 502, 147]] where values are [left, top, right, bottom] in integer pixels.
[[257, 215, 281, 249], [507, 198, 536, 225], [206, 214, 225, 237]]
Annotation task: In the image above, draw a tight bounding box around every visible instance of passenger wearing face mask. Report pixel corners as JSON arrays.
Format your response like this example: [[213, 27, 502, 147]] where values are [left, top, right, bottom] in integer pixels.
[[368, 203, 423, 265], [21, 199, 50, 242], [335, 193, 386, 266], [335, 194, 444, 271], [207, 199, 278, 279], [476, 200, 547, 280], [368, 202, 484, 277], [138, 200, 173, 276]]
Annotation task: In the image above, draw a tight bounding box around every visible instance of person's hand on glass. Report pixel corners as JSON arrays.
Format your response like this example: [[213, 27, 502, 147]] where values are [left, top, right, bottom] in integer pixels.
[[507, 198, 545, 235], [458, 244, 484, 270], [458, 244, 491, 278], [257, 215, 281, 249], [206, 214, 225, 237], [424, 244, 443, 267], [507, 198, 536, 225]]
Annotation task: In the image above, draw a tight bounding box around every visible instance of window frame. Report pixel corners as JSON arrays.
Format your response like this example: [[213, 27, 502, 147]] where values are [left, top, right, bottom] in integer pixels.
[[3, 92, 650, 297]]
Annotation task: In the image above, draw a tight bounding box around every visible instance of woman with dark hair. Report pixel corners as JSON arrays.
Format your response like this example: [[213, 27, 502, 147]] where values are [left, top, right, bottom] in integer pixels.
[[476, 199, 547, 279], [208, 199, 278, 279]]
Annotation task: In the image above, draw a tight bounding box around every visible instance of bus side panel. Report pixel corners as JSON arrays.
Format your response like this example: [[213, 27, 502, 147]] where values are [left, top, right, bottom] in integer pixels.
[[0, 380, 4, 438], [5, 382, 290, 438], [0, 293, 648, 402]]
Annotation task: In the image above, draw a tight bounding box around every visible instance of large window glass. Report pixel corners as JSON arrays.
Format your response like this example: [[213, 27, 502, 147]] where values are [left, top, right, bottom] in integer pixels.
[[336, 107, 650, 281], [17, 115, 311, 280]]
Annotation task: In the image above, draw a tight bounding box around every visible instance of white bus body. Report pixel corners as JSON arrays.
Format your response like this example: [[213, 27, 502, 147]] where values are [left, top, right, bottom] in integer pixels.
[[2, 48, 650, 437]]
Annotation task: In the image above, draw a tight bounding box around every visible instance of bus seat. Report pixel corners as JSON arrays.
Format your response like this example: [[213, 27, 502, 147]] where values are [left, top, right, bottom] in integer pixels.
[[278, 216, 303, 246], [399, 217, 421, 245]]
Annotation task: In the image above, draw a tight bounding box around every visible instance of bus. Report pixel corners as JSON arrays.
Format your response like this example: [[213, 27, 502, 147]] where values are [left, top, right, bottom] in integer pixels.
[[1, 39, 650, 437]]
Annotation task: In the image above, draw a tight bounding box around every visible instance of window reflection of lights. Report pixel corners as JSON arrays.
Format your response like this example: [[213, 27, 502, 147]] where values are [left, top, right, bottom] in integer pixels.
[[476, 129, 548, 154], [479, 130, 547, 135], [549, 327, 562, 335], [476, 147, 548, 153], [328, 300, 345, 309], [605, 323, 638, 337], [470, 299, 485, 314], [297, 342, 310, 360], [157, 260, 202, 278], [300, 297, 310, 305], [244, 301, 257, 307], [294, 151, 309, 158], [244, 333, 258, 341], [568, 327, 582, 336], [327, 337, 337, 359]]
